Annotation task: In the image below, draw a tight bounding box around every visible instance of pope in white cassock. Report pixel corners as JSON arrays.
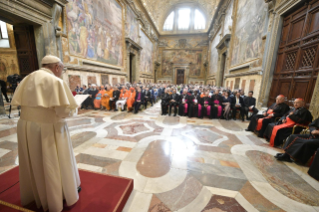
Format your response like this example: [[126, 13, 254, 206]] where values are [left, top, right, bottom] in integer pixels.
[[11, 55, 81, 212]]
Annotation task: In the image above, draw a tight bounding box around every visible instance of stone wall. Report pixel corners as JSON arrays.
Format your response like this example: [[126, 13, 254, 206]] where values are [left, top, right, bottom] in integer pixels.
[[157, 34, 208, 84]]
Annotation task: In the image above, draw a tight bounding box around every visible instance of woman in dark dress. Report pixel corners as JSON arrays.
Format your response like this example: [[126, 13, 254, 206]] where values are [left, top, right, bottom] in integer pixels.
[[222, 91, 232, 120]]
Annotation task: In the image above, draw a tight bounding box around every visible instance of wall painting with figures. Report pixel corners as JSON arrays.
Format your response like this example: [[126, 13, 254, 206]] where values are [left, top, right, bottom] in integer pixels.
[[139, 29, 154, 74], [162, 50, 202, 78], [125, 5, 139, 43], [230, 0, 267, 67], [66, 0, 124, 67]]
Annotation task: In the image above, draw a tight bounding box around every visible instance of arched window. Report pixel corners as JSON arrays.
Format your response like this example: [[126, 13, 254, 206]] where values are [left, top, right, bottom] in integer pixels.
[[0, 21, 10, 48], [162, 6, 206, 32], [194, 9, 205, 30], [163, 12, 174, 31], [178, 8, 191, 30]]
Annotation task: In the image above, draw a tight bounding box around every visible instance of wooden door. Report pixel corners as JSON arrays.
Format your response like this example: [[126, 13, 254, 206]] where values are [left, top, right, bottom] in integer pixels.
[[13, 25, 38, 78], [176, 69, 185, 84], [268, 0, 319, 108]]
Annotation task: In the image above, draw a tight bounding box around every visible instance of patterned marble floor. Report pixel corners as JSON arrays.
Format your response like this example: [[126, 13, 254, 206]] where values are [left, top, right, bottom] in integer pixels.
[[1, 102, 319, 212]]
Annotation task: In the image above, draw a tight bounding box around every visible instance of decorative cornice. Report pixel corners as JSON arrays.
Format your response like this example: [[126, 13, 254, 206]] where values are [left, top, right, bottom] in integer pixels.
[[125, 37, 143, 50]]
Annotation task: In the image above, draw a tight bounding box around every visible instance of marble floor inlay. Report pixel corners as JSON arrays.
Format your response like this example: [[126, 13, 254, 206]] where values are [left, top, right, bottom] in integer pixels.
[[1, 102, 319, 212]]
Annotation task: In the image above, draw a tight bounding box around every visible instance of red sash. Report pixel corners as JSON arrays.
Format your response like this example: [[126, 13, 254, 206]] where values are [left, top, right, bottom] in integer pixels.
[[269, 117, 296, 147], [256, 109, 274, 131]]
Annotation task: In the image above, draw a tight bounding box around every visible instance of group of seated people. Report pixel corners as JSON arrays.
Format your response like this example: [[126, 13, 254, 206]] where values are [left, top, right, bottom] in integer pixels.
[[77, 83, 159, 114], [75, 82, 318, 181], [245, 95, 319, 181], [160, 85, 258, 120]]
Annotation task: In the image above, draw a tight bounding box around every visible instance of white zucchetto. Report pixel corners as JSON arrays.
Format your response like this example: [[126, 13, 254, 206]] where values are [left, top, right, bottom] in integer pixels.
[[41, 55, 62, 65]]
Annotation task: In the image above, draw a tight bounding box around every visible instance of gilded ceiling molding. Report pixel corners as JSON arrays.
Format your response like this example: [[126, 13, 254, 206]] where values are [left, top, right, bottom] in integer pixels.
[[208, 0, 232, 40], [124, 0, 159, 42]]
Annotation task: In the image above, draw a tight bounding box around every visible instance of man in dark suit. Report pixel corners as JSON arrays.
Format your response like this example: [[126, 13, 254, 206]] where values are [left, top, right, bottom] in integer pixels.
[[110, 86, 120, 111], [243, 91, 259, 120], [133, 87, 145, 114], [161, 88, 171, 115], [144, 87, 153, 109], [232, 92, 245, 121], [169, 88, 180, 116]]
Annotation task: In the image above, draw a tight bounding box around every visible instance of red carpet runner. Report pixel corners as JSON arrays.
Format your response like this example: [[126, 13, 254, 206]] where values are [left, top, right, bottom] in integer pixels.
[[0, 166, 133, 212]]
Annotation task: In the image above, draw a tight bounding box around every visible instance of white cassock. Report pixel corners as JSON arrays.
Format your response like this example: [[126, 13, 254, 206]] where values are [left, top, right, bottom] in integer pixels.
[[11, 68, 80, 212]]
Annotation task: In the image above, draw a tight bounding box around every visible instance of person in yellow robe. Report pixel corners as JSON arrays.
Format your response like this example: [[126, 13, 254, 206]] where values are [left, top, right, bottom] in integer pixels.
[[101, 85, 113, 110], [127, 87, 136, 112], [11, 55, 80, 212], [94, 85, 105, 109]]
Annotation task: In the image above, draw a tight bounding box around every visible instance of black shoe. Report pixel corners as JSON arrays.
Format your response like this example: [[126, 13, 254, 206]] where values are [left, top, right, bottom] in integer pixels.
[[276, 154, 292, 162], [174, 114, 177, 117], [245, 129, 250, 131], [274, 153, 284, 158], [78, 186, 82, 193], [114, 109, 118, 111]]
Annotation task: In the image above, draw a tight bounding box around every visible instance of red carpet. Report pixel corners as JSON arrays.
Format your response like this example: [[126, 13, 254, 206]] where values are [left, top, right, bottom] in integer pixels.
[[0, 167, 133, 212]]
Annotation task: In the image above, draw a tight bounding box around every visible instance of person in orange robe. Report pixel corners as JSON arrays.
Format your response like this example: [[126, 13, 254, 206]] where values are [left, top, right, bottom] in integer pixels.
[[116, 87, 130, 111], [94, 85, 105, 109], [101, 85, 113, 110], [126, 87, 136, 112]]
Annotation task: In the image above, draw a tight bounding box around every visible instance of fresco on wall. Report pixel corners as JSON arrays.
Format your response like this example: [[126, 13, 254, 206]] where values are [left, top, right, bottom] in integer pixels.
[[209, 28, 221, 76], [230, 0, 267, 67], [66, 0, 124, 67], [139, 30, 154, 74], [224, 0, 234, 35], [162, 50, 202, 77], [125, 6, 139, 43]]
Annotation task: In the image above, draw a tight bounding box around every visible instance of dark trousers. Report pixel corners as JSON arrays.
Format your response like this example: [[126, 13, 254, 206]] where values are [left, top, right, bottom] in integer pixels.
[[109, 99, 118, 110], [144, 98, 152, 109], [247, 114, 264, 131], [169, 103, 179, 116], [162, 103, 169, 115], [244, 107, 259, 120], [133, 102, 142, 113], [232, 106, 245, 121], [308, 148, 319, 180], [285, 134, 319, 164]]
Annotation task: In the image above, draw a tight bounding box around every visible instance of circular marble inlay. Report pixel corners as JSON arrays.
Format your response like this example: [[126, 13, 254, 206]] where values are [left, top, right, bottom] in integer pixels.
[[163, 116, 180, 126], [246, 150, 319, 206], [136, 140, 172, 178]]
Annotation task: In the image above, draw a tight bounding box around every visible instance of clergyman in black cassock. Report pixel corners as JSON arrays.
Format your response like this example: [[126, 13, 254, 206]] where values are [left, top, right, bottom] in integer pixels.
[[246, 95, 290, 137], [264, 99, 313, 146], [308, 149, 319, 181], [211, 90, 223, 119], [275, 118, 319, 163], [169, 89, 180, 116], [188, 91, 200, 118], [178, 89, 194, 116], [133, 88, 144, 114], [110, 87, 120, 111], [199, 92, 213, 119]]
